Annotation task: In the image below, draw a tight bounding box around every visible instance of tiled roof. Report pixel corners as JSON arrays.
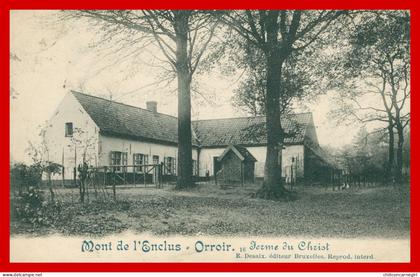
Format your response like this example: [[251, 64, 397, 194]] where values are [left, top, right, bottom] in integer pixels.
[[192, 113, 313, 147], [72, 91, 313, 147], [72, 91, 182, 145], [306, 144, 339, 169]]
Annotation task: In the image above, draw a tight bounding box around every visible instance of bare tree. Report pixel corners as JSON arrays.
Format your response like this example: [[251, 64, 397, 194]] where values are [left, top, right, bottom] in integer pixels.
[[330, 11, 410, 182], [64, 10, 221, 189], [26, 126, 62, 202], [222, 10, 346, 199]]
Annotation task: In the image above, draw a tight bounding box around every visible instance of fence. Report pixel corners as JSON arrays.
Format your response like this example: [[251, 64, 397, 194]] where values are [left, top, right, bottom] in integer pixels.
[[326, 170, 385, 191], [93, 163, 169, 186], [68, 162, 176, 202], [283, 163, 298, 191]]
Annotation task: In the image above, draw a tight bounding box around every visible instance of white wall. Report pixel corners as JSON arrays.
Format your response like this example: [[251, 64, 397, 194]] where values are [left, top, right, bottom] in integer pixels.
[[198, 144, 304, 178], [44, 92, 99, 180], [98, 135, 198, 171], [281, 145, 304, 178], [198, 148, 225, 177]]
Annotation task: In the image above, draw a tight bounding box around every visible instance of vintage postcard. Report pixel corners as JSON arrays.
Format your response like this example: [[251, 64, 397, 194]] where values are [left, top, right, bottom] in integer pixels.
[[8, 9, 411, 267]]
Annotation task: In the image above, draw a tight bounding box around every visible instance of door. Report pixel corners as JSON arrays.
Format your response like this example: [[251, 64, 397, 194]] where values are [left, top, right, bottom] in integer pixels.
[[213, 156, 221, 176]]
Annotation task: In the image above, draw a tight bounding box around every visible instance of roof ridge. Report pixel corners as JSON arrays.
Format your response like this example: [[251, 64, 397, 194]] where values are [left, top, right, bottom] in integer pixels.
[[192, 115, 264, 122], [71, 90, 178, 120], [71, 90, 312, 123], [192, 112, 312, 122]]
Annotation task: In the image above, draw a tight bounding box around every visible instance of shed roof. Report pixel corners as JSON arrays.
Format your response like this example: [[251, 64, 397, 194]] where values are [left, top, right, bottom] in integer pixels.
[[218, 145, 257, 163], [306, 144, 339, 169]]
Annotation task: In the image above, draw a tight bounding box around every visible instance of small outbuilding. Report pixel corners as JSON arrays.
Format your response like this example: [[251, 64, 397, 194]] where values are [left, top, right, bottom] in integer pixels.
[[216, 145, 257, 186]]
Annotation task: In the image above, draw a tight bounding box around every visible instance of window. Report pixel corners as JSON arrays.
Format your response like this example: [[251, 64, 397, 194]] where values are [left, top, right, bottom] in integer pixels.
[[133, 153, 148, 172], [110, 151, 127, 172], [164, 157, 176, 175], [65, 122, 73, 137]]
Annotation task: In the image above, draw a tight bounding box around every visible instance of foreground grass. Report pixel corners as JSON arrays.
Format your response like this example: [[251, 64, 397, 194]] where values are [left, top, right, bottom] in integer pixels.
[[10, 183, 410, 238]]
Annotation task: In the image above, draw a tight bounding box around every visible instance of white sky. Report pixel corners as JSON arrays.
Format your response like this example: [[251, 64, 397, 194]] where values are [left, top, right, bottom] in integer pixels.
[[10, 10, 368, 163]]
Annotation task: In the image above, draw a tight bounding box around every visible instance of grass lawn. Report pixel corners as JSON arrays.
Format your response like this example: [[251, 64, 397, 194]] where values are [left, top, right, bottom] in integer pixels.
[[10, 182, 410, 238]]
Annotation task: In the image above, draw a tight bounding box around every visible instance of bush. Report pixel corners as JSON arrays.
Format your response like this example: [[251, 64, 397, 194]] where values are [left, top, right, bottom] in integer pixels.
[[11, 186, 62, 226], [10, 163, 43, 193]]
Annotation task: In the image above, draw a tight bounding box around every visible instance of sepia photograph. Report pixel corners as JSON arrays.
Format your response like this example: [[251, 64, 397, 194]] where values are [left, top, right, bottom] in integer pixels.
[[9, 9, 410, 263]]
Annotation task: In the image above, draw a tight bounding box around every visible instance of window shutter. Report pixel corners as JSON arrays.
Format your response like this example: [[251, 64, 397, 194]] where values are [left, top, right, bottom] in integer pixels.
[[110, 152, 115, 165], [123, 153, 127, 165], [173, 158, 176, 175]]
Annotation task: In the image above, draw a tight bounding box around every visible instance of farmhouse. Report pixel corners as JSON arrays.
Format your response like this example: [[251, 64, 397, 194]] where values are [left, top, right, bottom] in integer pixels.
[[43, 90, 333, 184]]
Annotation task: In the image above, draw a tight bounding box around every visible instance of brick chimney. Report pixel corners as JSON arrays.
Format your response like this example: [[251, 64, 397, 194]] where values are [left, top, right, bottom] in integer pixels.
[[146, 101, 157, 113]]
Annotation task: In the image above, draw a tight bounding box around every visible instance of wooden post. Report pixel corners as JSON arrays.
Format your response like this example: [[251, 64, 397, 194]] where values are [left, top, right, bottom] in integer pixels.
[[161, 164, 163, 188], [94, 169, 98, 200], [159, 163, 162, 188], [86, 172, 90, 203], [241, 162, 244, 187], [346, 174, 349, 189], [339, 172, 342, 190], [159, 162, 164, 187], [123, 167, 126, 185], [289, 165, 292, 191], [155, 165, 158, 189], [112, 167, 116, 201], [133, 165, 136, 187], [144, 165, 146, 188], [73, 167, 77, 187], [62, 166, 65, 188], [61, 148, 65, 188]]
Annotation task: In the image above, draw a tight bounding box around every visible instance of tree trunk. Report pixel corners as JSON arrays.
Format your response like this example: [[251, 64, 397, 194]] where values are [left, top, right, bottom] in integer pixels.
[[395, 122, 404, 183], [259, 54, 284, 196], [386, 122, 395, 183], [255, 11, 290, 200], [174, 12, 193, 189], [48, 172, 55, 202], [79, 179, 84, 203]]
